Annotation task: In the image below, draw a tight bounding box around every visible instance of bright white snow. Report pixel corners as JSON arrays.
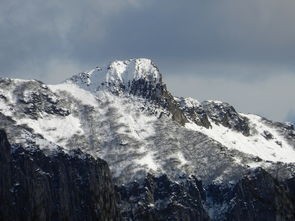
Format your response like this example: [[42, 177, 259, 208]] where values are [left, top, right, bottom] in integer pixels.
[[17, 114, 84, 149], [49, 83, 98, 107], [67, 58, 162, 92], [186, 113, 295, 163], [135, 151, 160, 171], [175, 97, 201, 109]]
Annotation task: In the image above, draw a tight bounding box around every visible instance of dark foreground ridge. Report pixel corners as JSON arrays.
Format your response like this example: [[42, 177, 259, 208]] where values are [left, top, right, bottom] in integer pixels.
[[117, 170, 295, 221], [0, 129, 120, 221], [1, 129, 295, 221]]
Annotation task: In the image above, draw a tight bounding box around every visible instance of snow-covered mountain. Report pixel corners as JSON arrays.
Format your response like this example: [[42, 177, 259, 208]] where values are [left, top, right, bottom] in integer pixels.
[[1, 58, 295, 220], [0, 58, 294, 185]]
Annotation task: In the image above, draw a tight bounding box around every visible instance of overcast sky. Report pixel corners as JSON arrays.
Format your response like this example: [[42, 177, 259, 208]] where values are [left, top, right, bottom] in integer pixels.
[[0, 0, 294, 122]]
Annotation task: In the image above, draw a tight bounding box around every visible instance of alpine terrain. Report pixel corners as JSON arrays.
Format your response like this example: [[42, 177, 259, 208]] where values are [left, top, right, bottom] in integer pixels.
[[1, 58, 295, 220]]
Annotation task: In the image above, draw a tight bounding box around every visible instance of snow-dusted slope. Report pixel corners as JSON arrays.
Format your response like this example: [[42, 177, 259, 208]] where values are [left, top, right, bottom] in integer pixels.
[[174, 97, 295, 163], [0, 58, 294, 184], [186, 113, 295, 163]]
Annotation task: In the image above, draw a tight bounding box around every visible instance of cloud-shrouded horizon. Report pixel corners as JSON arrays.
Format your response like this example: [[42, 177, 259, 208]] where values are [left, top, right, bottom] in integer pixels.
[[0, 0, 294, 122]]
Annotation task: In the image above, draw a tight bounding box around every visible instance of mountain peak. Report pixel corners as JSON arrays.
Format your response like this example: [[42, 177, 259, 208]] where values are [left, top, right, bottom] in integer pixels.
[[108, 58, 162, 84], [67, 58, 162, 92], [64, 58, 188, 125]]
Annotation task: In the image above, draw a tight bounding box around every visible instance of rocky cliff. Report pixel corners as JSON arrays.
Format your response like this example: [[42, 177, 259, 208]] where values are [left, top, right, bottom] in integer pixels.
[[0, 129, 120, 221], [116, 173, 210, 221], [206, 168, 295, 221]]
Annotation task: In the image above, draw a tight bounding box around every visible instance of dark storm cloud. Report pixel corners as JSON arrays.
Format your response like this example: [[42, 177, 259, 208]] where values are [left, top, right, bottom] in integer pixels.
[[1, 0, 295, 77], [0, 0, 139, 79], [99, 0, 295, 66], [0, 0, 294, 121]]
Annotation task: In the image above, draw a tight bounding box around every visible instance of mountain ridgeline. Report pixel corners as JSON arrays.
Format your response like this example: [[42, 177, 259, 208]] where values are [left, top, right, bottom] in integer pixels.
[[0, 58, 295, 220]]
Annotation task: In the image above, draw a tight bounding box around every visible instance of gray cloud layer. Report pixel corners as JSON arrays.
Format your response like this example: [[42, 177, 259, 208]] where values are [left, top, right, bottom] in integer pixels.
[[0, 0, 294, 121]]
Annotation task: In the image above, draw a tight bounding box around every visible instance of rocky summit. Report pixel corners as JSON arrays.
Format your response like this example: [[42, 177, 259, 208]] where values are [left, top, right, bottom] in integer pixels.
[[0, 58, 295, 220]]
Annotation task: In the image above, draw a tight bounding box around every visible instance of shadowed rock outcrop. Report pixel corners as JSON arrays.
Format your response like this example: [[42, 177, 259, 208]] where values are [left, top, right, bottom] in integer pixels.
[[207, 168, 295, 221], [226, 168, 295, 221], [0, 129, 120, 221], [130, 78, 188, 126], [116, 173, 210, 221], [202, 101, 250, 136]]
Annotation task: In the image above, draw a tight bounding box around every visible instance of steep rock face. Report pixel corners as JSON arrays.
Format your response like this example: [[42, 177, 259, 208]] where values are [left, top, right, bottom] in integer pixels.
[[207, 168, 295, 221], [0, 130, 120, 221], [116, 173, 210, 221], [176, 97, 211, 128], [286, 176, 295, 208], [0, 130, 12, 220], [202, 101, 250, 136], [226, 168, 295, 221], [129, 78, 188, 126]]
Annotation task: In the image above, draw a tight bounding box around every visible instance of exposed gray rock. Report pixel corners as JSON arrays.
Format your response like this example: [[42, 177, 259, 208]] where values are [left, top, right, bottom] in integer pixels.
[[176, 97, 212, 129], [129, 79, 188, 126], [202, 101, 250, 136]]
